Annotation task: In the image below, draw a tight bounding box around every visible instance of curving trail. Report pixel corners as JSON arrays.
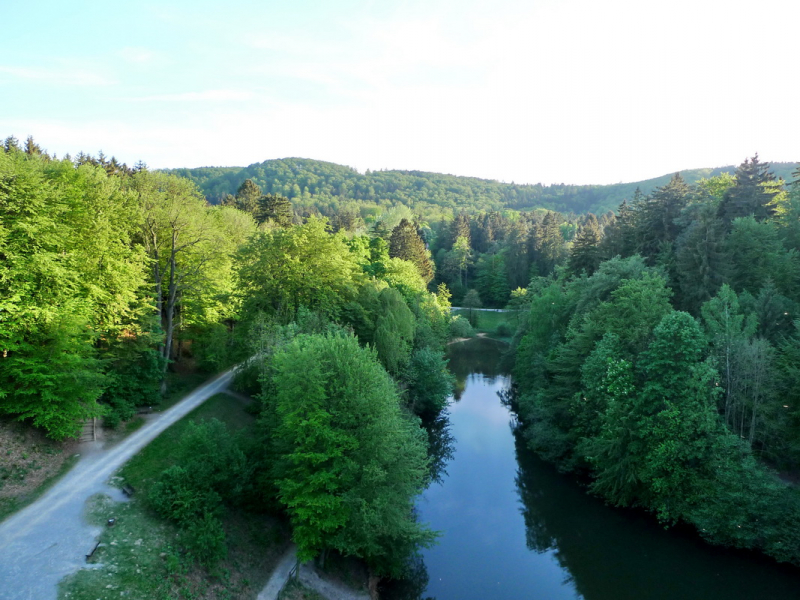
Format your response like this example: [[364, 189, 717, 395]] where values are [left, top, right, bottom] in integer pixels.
[[0, 368, 236, 600]]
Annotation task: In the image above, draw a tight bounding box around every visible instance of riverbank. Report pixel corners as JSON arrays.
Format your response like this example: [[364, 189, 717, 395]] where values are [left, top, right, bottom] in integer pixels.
[[418, 336, 800, 600], [450, 308, 518, 343]]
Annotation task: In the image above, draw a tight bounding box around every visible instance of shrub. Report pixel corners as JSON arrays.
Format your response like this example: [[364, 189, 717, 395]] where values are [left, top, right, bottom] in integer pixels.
[[494, 321, 512, 337], [449, 316, 475, 339], [182, 512, 227, 567], [148, 465, 222, 524]]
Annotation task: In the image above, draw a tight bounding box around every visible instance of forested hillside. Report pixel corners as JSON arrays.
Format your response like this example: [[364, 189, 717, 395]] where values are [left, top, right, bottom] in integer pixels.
[[3, 135, 800, 583], [512, 156, 800, 565], [169, 157, 799, 221], [0, 136, 455, 581]]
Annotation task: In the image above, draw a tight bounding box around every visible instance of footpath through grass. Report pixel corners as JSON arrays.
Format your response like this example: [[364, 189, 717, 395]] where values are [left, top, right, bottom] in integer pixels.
[[60, 392, 290, 600]]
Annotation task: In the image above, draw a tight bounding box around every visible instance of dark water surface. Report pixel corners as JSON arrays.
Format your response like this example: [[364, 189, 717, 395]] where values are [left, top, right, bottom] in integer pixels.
[[412, 337, 800, 600]]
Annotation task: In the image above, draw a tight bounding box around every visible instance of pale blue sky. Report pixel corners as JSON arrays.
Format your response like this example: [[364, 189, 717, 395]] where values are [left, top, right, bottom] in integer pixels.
[[1, 0, 797, 184]]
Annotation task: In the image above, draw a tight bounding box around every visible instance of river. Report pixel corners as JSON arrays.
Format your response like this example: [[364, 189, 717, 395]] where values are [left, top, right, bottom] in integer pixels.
[[388, 337, 800, 600]]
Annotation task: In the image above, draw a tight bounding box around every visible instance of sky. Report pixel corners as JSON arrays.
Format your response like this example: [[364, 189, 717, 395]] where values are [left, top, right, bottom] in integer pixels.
[[1, 0, 798, 185]]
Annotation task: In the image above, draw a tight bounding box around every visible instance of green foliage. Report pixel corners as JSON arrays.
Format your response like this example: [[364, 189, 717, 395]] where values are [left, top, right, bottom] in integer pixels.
[[449, 315, 475, 339], [674, 202, 728, 312], [255, 193, 294, 227], [103, 345, 165, 427], [373, 288, 416, 375], [0, 151, 151, 438], [725, 216, 799, 299], [171, 157, 799, 221], [461, 289, 482, 326], [718, 155, 781, 225], [148, 419, 248, 566], [405, 347, 455, 415], [236, 217, 362, 321], [494, 321, 512, 337], [181, 512, 228, 567], [475, 251, 510, 307], [389, 219, 434, 283], [267, 333, 436, 575], [0, 306, 107, 440], [568, 214, 602, 276]]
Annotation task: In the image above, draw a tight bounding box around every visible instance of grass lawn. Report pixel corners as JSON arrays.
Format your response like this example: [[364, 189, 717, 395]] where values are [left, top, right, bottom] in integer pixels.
[[451, 308, 521, 342], [59, 392, 289, 600]]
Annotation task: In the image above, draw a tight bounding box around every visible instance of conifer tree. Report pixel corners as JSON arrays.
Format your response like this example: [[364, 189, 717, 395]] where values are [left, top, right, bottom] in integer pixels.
[[601, 198, 638, 259], [675, 203, 728, 312], [389, 219, 434, 283], [718, 155, 780, 225], [233, 178, 262, 213], [255, 193, 294, 227], [535, 211, 565, 275], [638, 174, 691, 262], [568, 214, 603, 276], [446, 213, 471, 250]]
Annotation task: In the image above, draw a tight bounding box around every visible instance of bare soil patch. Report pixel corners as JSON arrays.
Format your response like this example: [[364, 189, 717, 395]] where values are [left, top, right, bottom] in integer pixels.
[[0, 417, 78, 521]]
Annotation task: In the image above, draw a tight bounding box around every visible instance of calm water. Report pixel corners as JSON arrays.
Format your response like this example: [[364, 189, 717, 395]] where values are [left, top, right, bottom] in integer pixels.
[[406, 337, 800, 600]]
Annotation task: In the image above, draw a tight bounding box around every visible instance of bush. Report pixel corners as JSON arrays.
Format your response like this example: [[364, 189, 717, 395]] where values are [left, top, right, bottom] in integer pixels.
[[494, 321, 512, 337], [449, 316, 475, 339], [148, 465, 222, 524], [182, 512, 227, 567], [147, 419, 248, 567]]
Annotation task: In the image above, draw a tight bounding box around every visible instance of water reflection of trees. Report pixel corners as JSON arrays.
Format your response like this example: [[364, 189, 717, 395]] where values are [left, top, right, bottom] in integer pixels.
[[447, 337, 512, 400], [422, 410, 455, 485], [513, 428, 800, 600], [378, 552, 435, 600]]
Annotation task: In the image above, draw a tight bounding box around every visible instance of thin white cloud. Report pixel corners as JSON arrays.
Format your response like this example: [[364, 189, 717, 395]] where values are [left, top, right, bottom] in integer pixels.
[[0, 65, 113, 86], [118, 47, 159, 64], [130, 90, 254, 102]]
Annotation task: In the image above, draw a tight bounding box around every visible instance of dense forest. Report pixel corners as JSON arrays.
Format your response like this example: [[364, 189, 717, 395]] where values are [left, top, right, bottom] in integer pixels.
[[0, 136, 457, 579], [3, 135, 800, 585], [511, 156, 800, 565], [168, 157, 799, 223]]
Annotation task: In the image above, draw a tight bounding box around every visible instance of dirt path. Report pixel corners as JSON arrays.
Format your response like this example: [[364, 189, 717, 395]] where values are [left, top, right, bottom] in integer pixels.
[[297, 563, 371, 600], [0, 367, 236, 600], [256, 544, 370, 600], [257, 544, 298, 600]]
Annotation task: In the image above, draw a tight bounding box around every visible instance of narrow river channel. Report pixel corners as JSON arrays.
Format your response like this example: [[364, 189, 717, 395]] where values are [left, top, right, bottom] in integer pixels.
[[397, 337, 800, 600]]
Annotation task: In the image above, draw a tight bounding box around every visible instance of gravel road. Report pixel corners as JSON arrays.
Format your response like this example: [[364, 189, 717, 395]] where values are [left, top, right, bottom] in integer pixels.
[[0, 367, 235, 600]]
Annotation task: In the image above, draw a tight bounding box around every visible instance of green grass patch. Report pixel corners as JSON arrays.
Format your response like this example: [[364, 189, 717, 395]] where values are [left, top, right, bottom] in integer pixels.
[[451, 308, 520, 341]]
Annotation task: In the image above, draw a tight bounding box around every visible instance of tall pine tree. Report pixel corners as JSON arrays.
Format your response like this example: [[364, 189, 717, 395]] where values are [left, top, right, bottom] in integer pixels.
[[389, 219, 434, 283], [568, 214, 603, 276], [718, 155, 780, 226]]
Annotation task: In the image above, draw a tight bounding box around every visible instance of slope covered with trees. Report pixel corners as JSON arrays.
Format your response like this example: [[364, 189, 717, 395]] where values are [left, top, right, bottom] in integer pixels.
[[1, 136, 456, 582], [5, 135, 800, 577], [169, 157, 799, 221], [512, 156, 800, 565]]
